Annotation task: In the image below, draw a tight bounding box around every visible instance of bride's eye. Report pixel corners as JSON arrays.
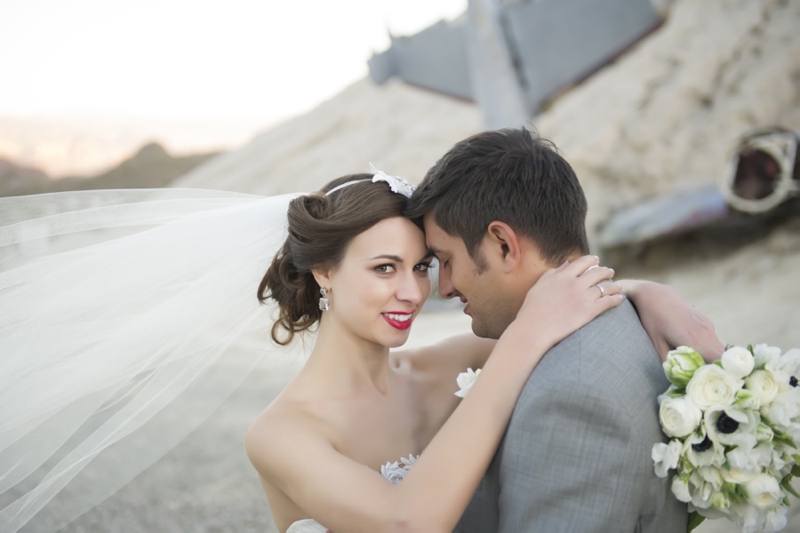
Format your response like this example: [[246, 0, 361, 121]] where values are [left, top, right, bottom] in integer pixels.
[[414, 262, 431, 273], [375, 264, 396, 273]]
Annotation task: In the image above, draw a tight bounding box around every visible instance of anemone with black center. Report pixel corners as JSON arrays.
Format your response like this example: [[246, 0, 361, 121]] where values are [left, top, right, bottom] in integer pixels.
[[692, 436, 714, 453], [715, 412, 740, 434], [791, 376, 798, 388]]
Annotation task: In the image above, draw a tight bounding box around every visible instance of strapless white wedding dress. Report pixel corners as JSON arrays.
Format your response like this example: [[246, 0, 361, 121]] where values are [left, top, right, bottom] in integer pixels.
[[286, 455, 418, 532]]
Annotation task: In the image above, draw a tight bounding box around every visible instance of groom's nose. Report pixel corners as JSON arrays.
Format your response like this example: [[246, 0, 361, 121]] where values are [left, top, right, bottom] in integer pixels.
[[437, 268, 457, 299]]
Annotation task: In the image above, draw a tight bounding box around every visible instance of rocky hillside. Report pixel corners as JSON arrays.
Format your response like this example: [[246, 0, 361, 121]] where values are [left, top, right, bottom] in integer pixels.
[[1, 142, 219, 197]]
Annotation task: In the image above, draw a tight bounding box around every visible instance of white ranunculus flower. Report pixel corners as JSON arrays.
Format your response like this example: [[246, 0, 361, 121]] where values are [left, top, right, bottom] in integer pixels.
[[652, 440, 682, 478], [744, 473, 783, 509], [722, 346, 756, 379], [754, 344, 782, 369], [663, 346, 706, 388], [686, 365, 743, 411], [746, 370, 780, 406], [454, 368, 481, 398], [671, 475, 692, 503], [659, 396, 702, 438]]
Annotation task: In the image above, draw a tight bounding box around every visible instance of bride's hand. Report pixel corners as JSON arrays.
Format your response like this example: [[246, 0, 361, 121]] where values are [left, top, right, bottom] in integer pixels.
[[509, 255, 624, 350]]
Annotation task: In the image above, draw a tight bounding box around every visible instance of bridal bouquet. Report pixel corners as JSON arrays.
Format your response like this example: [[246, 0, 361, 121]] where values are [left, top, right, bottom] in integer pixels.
[[653, 344, 800, 532]]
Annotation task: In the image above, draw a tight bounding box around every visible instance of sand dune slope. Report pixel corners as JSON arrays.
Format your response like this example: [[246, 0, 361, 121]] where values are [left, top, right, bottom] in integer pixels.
[[172, 79, 482, 194]]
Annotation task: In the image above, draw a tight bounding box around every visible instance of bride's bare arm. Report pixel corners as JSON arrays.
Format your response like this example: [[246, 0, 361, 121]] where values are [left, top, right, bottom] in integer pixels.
[[618, 279, 724, 362], [416, 278, 723, 374], [247, 256, 622, 533]]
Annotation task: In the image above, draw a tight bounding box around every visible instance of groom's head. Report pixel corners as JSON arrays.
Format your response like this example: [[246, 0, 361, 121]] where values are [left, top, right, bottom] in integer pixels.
[[405, 128, 589, 339]]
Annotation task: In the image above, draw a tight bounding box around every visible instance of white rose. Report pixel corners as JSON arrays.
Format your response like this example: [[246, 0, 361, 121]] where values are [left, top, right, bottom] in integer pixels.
[[746, 370, 780, 406], [454, 368, 481, 398], [722, 467, 758, 485], [652, 440, 682, 478], [686, 365, 743, 411], [754, 344, 782, 369], [744, 473, 783, 509], [660, 396, 702, 438], [721, 346, 755, 379]]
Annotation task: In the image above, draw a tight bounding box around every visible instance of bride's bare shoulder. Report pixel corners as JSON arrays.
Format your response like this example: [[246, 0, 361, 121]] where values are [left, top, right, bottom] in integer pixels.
[[391, 333, 496, 381], [246, 396, 333, 478]]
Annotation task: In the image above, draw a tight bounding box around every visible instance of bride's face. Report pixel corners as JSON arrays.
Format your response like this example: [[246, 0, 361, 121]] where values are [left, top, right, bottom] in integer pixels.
[[323, 216, 432, 348]]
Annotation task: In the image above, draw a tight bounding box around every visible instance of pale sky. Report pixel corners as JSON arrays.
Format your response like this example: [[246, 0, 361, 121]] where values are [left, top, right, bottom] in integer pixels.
[[0, 0, 467, 123]]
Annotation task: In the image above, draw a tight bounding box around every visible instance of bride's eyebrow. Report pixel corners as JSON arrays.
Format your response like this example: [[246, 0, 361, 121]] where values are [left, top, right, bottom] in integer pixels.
[[369, 254, 404, 262]]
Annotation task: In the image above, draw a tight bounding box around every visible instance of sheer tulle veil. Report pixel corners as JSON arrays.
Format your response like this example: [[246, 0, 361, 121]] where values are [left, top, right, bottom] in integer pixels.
[[0, 189, 301, 531]]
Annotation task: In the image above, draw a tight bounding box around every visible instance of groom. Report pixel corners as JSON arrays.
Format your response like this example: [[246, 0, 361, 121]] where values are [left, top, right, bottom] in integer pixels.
[[405, 128, 688, 532]]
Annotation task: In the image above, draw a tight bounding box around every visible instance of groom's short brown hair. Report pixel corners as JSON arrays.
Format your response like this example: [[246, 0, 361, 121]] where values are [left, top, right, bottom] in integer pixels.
[[405, 128, 589, 266]]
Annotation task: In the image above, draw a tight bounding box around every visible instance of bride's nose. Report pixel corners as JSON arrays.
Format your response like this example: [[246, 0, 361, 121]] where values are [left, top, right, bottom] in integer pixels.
[[395, 272, 424, 304]]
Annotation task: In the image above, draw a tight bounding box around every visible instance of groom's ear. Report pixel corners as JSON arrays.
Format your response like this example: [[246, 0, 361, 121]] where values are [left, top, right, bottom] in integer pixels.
[[485, 221, 522, 273]]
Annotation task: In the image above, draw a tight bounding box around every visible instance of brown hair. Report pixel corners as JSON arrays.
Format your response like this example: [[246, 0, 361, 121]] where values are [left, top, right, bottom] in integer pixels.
[[258, 173, 415, 345], [405, 128, 589, 266]]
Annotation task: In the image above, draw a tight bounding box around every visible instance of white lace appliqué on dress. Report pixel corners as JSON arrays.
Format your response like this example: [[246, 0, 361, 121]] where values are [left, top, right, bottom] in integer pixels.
[[286, 454, 420, 532], [380, 454, 418, 484]]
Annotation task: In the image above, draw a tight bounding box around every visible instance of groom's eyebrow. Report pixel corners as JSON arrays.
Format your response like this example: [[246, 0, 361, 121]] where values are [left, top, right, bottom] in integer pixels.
[[428, 246, 444, 257]]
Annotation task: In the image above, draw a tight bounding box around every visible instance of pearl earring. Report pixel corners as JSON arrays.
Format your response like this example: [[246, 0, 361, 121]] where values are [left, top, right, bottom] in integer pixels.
[[319, 288, 330, 311]]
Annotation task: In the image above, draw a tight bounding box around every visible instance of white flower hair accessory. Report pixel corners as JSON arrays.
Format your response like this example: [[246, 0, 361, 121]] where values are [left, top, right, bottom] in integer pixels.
[[325, 163, 416, 198], [368, 163, 416, 198]]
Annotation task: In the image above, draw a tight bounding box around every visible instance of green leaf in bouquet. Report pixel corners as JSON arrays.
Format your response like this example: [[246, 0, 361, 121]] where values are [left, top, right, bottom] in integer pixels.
[[773, 429, 797, 447], [664, 387, 685, 398], [781, 475, 800, 498], [792, 462, 800, 477], [748, 344, 754, 354], [687, 511, 706, 532], [737, 484, 750, 501]]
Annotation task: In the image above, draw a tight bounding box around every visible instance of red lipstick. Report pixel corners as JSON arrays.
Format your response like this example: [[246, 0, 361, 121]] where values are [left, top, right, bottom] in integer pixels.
[[382, 312, 413, 330]]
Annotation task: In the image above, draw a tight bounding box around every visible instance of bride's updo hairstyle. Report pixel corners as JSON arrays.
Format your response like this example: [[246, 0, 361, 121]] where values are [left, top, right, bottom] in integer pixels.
[[259, 173, 415, 345]]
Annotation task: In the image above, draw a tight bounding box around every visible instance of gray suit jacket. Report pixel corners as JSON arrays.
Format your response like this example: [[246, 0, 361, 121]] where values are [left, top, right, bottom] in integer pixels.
[[455, 300, 687, 533]]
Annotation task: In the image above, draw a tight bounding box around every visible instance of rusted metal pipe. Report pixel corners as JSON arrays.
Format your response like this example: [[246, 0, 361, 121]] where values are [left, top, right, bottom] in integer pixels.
[[721, 127, 800, 214]]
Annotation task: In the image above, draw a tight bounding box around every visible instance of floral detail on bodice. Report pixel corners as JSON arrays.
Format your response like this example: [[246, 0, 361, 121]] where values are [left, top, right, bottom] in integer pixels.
[[286, 454, 420, 532], [380, 454, 419, 484]]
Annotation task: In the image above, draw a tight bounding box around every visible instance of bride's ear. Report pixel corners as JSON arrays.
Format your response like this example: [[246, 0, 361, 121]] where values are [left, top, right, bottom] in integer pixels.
[[311, 268, 332, 289]]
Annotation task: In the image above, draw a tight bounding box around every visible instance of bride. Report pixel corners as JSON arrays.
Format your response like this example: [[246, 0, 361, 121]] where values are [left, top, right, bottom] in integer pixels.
[[245, 171, 722, 532], [0, 169, 719, 532]]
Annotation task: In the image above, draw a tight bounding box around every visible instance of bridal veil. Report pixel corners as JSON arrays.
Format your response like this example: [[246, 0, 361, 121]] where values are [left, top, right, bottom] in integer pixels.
[[0, 189, 300, 531]]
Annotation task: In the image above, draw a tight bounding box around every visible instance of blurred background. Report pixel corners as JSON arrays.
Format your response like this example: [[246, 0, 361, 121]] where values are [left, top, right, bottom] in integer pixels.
[[3, 0, 800, 531]]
